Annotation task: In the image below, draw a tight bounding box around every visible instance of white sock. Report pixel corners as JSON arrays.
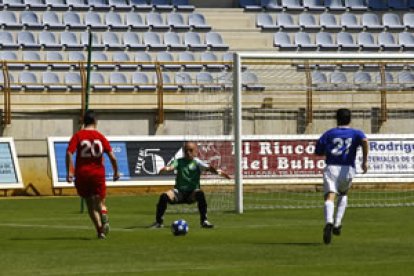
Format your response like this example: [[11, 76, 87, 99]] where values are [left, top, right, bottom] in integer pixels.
[[335, 195, 348, 227], [324, 201, 335, 225]]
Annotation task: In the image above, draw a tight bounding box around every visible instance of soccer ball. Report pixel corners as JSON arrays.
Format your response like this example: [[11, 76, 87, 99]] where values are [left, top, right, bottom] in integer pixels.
[[171, 219, 189, 236]]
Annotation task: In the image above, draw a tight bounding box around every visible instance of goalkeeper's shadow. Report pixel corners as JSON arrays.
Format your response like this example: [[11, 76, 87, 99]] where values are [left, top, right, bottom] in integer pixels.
[[254, 242, 322, 247]]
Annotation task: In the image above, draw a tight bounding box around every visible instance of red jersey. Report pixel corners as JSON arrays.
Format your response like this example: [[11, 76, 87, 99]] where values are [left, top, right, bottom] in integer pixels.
[[67, 129, 112, 179]]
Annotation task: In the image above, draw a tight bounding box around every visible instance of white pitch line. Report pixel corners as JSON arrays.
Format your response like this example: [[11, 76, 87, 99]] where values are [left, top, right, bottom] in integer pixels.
[[0, 223, 135, 232]]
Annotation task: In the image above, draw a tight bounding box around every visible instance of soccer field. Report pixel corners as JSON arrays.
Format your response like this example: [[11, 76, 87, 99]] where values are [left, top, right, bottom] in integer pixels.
[[0, 195, 413, 276]]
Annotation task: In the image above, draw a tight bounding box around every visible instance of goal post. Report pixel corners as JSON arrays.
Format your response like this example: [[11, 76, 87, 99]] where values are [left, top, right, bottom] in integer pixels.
[[233, 52, 414, 214]]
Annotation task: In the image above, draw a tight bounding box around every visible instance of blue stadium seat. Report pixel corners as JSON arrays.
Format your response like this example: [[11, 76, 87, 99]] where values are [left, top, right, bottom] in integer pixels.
[[153, 72, 179, 91], [398, 71, 414, 90], [91, 72, 112, 92], [197, 72, 222, 91], [85, 11, 107, 30], [112, 52, 138, 70], [110, 72, 135, 92], [383, 13, 405, 31], [261, 0, 283, 11], [126, 12, 148, 30], [106, 12, 128, 31], [135, 52, 156, 70], [61, 32, 83, 50], [299, 13, 320, 31], [91, 52, 115, 70], [316, 32, 338, 51], [68, 51, 85, 62], [367, 0, 388, 10], [375, 72, 399, 91], [362, 13, 383, 31], [164, 32, 187, 50], [147, 12, 170, 31], [45, 0, 68, 11], [66, 0, 89, 11], [311, 71, 331, 91], [282, 0, 303, 11], [239, 0, 262, 11], [206, 32, 229, 51], [341, 13, 362, 31], [330, 71, 351, 90], [3, 0, 26, 10], [303, 0, 325, 11], [277, 13, 300, 31], [389, 0, 408, 10], [64, 11, 87, 30], [65, 72, 82, 91], [21, 11, 43, 30], [399, 32, 414, 51], [201, 52, 225, 71], [378, 32, 400, 51], [358, 32, 380, 51], [242, 71, 265, 91], [43, 11, 65, 30], [0, 51, 24, 70], [123, 32, 146, 50], [295, 32, 317, 51], [257, 13, 278, 30], [103, 32, 124, 51], [18, 31, 41, 49], [24, 0, 47, 10], [178, 52, 203, 70], [403, 13, 414, 30], [144, 32, 167, 51], [20, 71, 45, 91], [325, 0, 346, 11], [0, 31, 18, 49], [46, 51, 70, 70], [337, 32, 359, 51], [87, 0, 111, 11], [175, 72, 199, 91], [152, 0, 174, 11], [39, 31, 61, 50], [132, 72, 156, 91], [0, 11, 22, 29], [172, 0, 195, 11], [43, 72, 67, 92], [167, 13, 191, 31], [320, 13, 341, 31], [184, 32, 208, 51], [108, 0, 132, 11], [354, 71, 375, 90], [156, 51, 181, 71], [189, 13, 212, 31], [274, 32, 297, 50], [345, 0, 368, 11], [130, 0, 153, 11], [81, 32, 105, 50]]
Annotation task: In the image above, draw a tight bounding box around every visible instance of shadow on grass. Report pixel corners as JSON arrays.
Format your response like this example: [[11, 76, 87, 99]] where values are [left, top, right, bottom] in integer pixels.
[[255, 242, 322, 246], [124, 225, 154, 230], [10, 237, 93, 241]]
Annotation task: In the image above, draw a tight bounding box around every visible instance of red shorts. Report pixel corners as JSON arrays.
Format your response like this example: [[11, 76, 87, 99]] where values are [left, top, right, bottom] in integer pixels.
[[75, 176, 106, 199]]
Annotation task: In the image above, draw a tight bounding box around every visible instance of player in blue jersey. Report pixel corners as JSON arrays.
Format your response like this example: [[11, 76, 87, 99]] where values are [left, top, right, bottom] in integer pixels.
[[315, 108, 369, 245]]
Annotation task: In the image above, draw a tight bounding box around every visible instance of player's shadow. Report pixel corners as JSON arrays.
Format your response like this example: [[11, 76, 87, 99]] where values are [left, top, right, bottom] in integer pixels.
[[124, 225, 152, 230], [10, 237, 93, 241], [255, 242, 322, 246]]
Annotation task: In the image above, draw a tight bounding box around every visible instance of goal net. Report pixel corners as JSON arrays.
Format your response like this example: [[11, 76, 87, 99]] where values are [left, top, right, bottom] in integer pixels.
[[164, 53, 414, 213]]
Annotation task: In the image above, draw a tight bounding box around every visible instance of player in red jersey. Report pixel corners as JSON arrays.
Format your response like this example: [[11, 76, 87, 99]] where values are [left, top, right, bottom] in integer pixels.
[[66, 110, 120, 239]]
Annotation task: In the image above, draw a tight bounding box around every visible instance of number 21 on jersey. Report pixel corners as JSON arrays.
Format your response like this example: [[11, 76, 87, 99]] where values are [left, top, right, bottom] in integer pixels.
[[331, 138, 352, 156]]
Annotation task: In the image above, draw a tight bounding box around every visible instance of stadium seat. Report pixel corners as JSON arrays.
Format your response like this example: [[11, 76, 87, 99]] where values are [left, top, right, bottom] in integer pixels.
[[399, 32, 414, 51], [295, 32, 317, 51], [378, 32, 401, 51], [330, 71, 351, 90], [242, 71, 265, 91], [311, 71, 331, 91], [197, 72, 222, 91], [24, 0, 48, 10], [106, 12, 128, 31], [189, 13, 212, 31], [299, 13, 320, 31], [152, 0, 174, 11], [164, 32, 187, 51], [64, 11, 87, 30], [367, 0, 388, 11], [45, 0, 69, 11], [345, 0, 368, 11], [303, 0, 325, 11], [0, 11, 22, 29], [341, 13, 362, 31], [175, 72, 199, 91], [144, 32, 167, 51], [383, 13, 405, 31], [88, 0, 111, 11], [261, 0, 283, 11], [325, 0, 346, 11], [66, 0, 89, 11], [39, 31, 61, 50], [112, 52, 138, 70], [43, 72, 67, 92], [217, 71, 233, 90], [130, 0, 153, 11], [277, 13, 300, 31], [103, 32, 124, 51], [81, 32, 104, 50], [110, 72, 135, 92], [91, 72, 112, 92], [398, 71, 414, 89], [123, 32, 146, 50], [91, 52, 115, 70], [178, 52, 203, 70], [167, 13, 191, 31], [172, 0, 195, 11], [156, 52, 181, 71], [68, 51, 85, 62], [18, 31, 40, 49], [239, 0, 262, 11], [362, 13, 383, 31], [375, 72, 399, 91], [85, 11, 107, 30], [389, 0, 408, 10], [337, 32, 359, 51], [43, 11, 65, 30], [0, 31, 18, 50], [46, 51, 70, 70], [184, 32, 208, 51], [403, 13, 414, 30], [316, 32, 338, 51], [274, 32, 297, 50], [354, 71, 375, 90], [21, 11, 43, 30], [3, 0, 26, 10], [61, 32, 83, 50], [320, 13, 341, 31], [153, 72, 179, 91], [65, 72, 82, 91], [135, 52, 156, 70], [201, 52, 225, 71], [0, 51, 24, 70], [132, 72, 156, 91], [19, 72, 44, 91], [206, 32, 229, 51], [108, 0, 132, 11], [257, 13, 279, 31], [147, 12, 170, 31], [126, 12, 148, 30], [358, 32, 380, 51], [282, 0, 303, 11]]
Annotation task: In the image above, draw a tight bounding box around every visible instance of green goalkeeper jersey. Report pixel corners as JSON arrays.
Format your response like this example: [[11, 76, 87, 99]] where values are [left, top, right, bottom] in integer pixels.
[[172, 157, 209, 192]]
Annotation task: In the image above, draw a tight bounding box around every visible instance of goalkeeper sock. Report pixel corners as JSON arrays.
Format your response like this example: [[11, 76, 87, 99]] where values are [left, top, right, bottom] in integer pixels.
[[335, 195, 348, 227], [195, 190, 208, 223], [324, 200, 334, 225], [156, 193, 169, 224]]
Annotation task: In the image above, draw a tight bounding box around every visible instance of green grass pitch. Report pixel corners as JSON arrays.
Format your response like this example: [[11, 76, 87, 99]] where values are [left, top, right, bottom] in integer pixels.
[[0, 195, 413, 275]]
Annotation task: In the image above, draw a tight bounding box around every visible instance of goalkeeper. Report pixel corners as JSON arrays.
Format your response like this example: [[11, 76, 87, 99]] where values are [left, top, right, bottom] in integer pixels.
[[150, 142, 231, 229]]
